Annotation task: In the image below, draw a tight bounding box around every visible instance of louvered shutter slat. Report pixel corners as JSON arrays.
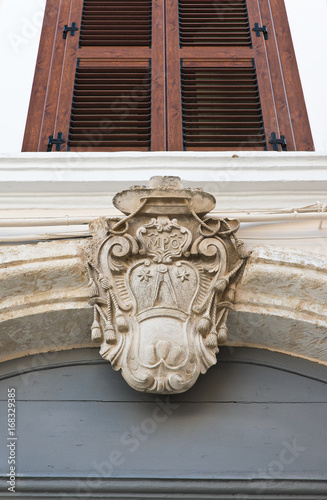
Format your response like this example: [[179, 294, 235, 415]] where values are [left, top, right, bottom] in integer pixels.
[[80, 0, 151, 46], [181, 66, 265, 149], [69, 66, 151, 150], [179, 0, 251, 46]]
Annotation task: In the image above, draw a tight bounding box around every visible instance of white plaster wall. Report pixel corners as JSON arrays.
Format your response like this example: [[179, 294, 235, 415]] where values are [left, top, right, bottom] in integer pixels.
[[285, 0, 327, 152], [0, 0, 326, 152], [0, 0, 46, 153]]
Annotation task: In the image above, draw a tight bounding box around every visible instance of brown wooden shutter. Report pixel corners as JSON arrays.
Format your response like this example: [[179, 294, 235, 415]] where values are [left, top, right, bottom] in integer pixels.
[[166, 0, 314, 151], [23, 0, 313, 152], [23, 0, 165, 152]]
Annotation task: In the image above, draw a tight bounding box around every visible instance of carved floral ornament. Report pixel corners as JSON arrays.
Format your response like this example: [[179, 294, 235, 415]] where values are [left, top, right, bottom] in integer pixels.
[[87, 177, 249, 394]]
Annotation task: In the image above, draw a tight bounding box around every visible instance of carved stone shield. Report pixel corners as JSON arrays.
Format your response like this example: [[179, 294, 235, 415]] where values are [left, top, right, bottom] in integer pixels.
[[87, 176, 248, 394]]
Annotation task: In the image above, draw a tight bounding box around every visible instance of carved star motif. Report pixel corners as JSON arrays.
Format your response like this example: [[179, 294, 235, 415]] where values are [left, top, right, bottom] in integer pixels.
[[177, 270, 190, 282], [138, 269, 153, 282]]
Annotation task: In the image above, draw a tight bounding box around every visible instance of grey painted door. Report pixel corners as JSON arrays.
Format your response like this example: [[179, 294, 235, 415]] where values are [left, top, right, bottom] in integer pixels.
[[0, 347, 326, 499]]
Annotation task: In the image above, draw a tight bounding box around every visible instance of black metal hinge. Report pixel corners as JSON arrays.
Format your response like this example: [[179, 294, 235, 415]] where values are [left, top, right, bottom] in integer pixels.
[[63, 22, 78, 39], [252, 23, 268, 40], [269, 132, 287, 152], [47, 132, 65, 152]]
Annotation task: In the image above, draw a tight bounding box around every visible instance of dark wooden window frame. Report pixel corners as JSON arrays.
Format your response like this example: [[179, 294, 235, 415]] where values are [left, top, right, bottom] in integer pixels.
[[22, 0, 314, 152]]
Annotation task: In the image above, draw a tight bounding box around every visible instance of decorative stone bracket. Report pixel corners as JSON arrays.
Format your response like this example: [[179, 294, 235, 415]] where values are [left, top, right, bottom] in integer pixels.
[[87, 177, 249, 394]]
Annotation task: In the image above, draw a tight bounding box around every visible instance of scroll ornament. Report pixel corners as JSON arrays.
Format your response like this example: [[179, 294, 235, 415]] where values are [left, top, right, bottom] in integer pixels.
[[87, 176, 249, 394]]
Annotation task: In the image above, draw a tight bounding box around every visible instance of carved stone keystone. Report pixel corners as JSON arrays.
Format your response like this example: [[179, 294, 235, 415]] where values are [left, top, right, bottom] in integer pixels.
[[87, 177, 248, 394]]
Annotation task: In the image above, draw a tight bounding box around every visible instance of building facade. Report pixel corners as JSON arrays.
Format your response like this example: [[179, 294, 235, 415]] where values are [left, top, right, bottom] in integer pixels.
[[0, 0, 327, 498]]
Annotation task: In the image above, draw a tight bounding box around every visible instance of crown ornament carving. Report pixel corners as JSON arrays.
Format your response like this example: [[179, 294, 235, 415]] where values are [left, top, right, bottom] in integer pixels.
[[87, 177, 249, 394]]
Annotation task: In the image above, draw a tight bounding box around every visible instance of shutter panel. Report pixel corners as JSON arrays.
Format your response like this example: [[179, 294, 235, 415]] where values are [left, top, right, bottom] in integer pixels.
[[166, 0, 314, 151], [23, 0, 165, 152], [71, 0, 153, 151], [69, 62, 151, 150], [22, 1, 60, 152], [80, 0, 152, 46], [179, 0, 251, 47], [181, 63, 265, 149], [22, 0, 80, 152]]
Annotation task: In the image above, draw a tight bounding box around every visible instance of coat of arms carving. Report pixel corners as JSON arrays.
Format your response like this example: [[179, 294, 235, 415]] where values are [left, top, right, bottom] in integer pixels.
[[87, 176, 248, 394]]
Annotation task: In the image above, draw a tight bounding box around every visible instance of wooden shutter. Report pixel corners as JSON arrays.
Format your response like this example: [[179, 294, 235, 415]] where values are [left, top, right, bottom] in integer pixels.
[[23, 0, 313, 152], [23, 0, 165, 152], [166, 0, 314, 151]]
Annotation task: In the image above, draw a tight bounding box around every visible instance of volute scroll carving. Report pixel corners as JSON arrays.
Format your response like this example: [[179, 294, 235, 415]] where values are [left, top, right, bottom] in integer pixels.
[[87, 176, 249, 394]]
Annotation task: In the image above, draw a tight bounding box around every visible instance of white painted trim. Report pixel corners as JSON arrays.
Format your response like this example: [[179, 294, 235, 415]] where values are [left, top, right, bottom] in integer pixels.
[[1, 152, 327, 211], [1, 152, 327, 177]]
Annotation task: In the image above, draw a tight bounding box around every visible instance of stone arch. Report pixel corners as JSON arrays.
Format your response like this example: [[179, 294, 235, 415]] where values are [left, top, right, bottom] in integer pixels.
[[0, 239, 326, 365]]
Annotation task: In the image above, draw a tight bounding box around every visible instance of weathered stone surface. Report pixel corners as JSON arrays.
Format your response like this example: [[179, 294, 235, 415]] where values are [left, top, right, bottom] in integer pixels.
[[87, 177, 247, 393], [1, 207, 327, 368]]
